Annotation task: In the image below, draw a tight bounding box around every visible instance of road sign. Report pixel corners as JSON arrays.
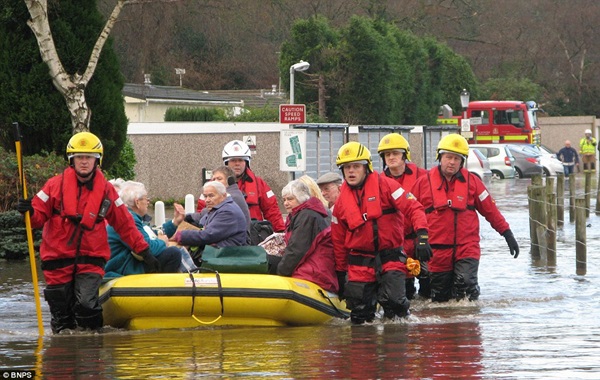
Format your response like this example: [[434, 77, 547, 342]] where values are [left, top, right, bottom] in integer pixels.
[[280, 129, 306, 171], [279, 104, 306, 124]]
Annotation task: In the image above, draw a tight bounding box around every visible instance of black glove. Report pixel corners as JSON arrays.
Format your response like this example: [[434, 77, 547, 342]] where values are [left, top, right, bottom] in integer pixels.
[[502, 229, 520, 259], [17, 198, 34, 215], [184, 214, 203, 228], [138, 248, 160, 273], [414, 229, 433, 262], [336, 271, 347, 300]]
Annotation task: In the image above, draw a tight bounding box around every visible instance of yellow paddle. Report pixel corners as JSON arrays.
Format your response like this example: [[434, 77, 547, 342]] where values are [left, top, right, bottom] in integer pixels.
[[13, 122, 45, 336]]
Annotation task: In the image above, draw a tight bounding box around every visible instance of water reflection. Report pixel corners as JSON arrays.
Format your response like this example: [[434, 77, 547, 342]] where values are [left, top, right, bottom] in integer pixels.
[[27, 322, 485, 379]]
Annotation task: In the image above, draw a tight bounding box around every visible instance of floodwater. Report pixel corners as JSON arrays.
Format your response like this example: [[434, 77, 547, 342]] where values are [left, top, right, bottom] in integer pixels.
[[1, 178, 600, 379]]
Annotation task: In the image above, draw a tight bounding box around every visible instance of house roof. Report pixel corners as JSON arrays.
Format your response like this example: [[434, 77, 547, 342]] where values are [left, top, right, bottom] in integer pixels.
[[123, 83, 241, 104], [202, 89, 289, 109]]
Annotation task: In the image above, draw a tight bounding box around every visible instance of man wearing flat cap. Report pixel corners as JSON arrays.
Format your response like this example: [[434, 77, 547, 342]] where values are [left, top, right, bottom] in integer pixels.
[[316, 172, 343, 209]]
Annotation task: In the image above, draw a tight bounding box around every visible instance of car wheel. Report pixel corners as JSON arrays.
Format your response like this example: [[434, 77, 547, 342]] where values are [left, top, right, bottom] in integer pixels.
[[515, 167, 523, 179], [491, 170, 504, 180], [543, 167, 550, 176]]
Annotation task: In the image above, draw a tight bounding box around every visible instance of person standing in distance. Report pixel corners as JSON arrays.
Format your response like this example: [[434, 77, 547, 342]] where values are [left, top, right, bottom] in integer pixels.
[[331, 142, 431, 324], [579, 129, 597, 173], [377, 133, 430, 299], [557, 140, 580, 175], [16, 132, 155, 334], [222, 140, 285, 233], [411, 134, 519, 302]]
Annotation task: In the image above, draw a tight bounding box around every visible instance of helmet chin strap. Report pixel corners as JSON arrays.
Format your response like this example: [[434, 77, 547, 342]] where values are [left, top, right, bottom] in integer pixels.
[[72, 161, 98, 181]]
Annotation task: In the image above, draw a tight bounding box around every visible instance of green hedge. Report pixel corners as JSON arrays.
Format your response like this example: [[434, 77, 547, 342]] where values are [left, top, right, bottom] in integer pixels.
[[0, 211, 41, 260]]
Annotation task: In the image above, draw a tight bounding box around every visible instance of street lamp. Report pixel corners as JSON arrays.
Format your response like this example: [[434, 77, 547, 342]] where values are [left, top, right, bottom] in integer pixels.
[[289, 60, 310, 104], [460, 88, 470, 110], [460, 88, 471, 140], [175, 68, 186, 87]]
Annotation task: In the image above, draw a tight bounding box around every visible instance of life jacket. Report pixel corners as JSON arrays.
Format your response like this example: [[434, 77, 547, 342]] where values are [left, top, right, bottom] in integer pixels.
[[60, 167, 109, 230], [339, 174, 386, 231], [426, 167, 474, 213]]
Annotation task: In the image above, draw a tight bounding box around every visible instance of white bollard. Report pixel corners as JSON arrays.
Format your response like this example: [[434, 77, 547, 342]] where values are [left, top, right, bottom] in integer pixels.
[[185, 194, 195, 214], [154, 201, 165, 226]]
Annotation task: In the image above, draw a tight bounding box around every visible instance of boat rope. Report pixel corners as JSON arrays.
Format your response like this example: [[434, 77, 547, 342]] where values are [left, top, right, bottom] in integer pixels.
[[317, 289, 349, 319], [187, 268, 224, 325]]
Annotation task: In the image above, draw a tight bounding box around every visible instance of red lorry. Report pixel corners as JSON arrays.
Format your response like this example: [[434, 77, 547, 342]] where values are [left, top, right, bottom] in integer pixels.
[[438, 100, 541, 145]]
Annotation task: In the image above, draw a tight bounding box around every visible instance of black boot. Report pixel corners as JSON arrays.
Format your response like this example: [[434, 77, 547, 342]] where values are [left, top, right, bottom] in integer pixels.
[[44, 284, 76, 334]]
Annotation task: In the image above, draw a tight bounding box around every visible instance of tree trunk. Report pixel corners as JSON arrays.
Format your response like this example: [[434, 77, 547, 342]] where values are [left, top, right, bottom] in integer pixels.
[[24, 0, 127, 133], [318, 74, 327, 120]]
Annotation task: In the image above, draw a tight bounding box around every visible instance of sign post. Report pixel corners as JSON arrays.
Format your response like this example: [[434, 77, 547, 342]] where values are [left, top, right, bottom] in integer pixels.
[[279, 104, 306, 124], [280, 129, 307, 172]]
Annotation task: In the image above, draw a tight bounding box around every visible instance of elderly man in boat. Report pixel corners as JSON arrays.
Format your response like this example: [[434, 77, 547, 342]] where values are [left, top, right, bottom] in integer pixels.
[[173, 181, 247, 253]]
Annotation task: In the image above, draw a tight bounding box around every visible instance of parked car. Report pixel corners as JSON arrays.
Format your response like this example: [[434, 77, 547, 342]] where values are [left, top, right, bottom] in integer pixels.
[[469, 144, 516, 180], [506, 144, 544, 178], [508, 144, 563, 176], [467, 148, 492, 185]]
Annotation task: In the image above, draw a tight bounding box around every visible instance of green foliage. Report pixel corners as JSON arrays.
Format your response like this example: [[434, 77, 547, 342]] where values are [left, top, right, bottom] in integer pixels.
[[279, 15, 480, 125], [480, 77, 544, 103], [0, 145, 65, 213], [279, 16, 340, 117], [422, 37, 479, 114], [0, 210, 41, 260], [0, 0, 128, 172], [104, 138, 137, 180], [165, 107, 228, 121]]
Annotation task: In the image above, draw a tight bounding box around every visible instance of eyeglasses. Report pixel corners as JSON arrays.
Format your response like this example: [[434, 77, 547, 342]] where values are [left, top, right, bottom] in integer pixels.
[[139, 196, 151, 203]]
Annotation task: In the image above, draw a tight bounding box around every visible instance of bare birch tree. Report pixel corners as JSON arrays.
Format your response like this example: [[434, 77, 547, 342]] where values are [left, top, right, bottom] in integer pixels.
[[24, 0, 178, 133], [24, 0, 131, 133]]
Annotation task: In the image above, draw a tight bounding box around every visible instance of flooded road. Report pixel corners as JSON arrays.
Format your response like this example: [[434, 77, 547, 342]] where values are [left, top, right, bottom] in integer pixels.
[[1, 178, 600, 379]]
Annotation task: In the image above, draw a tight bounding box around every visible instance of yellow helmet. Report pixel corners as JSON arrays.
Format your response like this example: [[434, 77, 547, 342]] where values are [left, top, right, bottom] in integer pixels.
[[377, 133, 411, 161], [336, 141, 373, 172], [436, 134, 469, 161], [66, 132, 103, 165]]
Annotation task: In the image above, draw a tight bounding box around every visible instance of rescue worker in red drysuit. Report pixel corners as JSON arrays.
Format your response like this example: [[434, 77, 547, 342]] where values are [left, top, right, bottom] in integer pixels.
[[377, 133, 430, 299], [221, 140, 285, 232], [331, 142, 432, 324], [411, 134, 520, 302], [16, 132, 155, 333]]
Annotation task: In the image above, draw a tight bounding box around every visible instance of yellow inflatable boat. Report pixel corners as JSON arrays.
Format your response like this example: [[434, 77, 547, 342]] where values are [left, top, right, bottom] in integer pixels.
[[99, 272, 349, 330]]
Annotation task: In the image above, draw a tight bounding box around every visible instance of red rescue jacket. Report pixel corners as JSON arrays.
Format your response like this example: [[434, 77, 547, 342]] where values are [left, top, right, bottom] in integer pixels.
[[411, 166, 510, 263], [237, 168, 285, 232], [384, 162, 428, 259], [331, 171, 428, 281], [29, 167, 149, 284]]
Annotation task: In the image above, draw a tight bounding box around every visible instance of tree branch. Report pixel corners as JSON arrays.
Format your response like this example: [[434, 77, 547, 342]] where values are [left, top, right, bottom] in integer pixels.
[[83, 0, 127, 84]]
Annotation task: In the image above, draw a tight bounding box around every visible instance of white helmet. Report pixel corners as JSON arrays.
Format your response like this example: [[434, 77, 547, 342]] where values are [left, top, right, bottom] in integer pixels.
[[222, 140, 251, 163], [585, 129, 592, 134]]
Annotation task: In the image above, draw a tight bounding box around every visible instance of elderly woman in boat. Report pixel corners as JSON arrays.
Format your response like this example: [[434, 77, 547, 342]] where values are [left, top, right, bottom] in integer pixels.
[[268, 179, 338, 293], [173, 180, 247, 250], [105, 181, 185, 277]]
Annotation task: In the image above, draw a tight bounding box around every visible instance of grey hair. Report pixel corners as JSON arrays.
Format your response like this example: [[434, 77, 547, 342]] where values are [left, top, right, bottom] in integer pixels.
[[282, 179, 310, 204], [108, 178, 125, 191], [119, 181, 147, 208], [203, 180, 227, 195]]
